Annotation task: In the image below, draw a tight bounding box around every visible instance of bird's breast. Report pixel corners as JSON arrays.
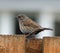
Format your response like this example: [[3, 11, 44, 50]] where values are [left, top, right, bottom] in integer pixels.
[[19, 23, 32, 34]]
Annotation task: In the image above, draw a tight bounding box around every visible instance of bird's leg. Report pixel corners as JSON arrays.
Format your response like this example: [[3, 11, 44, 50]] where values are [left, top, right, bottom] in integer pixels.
[[26, 34, 36, 43], [25, 33, 33, 43], [26, 33, 36, 39], [26, 29, 41, 39]]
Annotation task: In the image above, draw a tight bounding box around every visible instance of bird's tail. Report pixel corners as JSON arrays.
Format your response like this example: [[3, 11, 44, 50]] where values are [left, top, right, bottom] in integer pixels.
[[26, 28, 53, 39], [42, 28, 53, 31]]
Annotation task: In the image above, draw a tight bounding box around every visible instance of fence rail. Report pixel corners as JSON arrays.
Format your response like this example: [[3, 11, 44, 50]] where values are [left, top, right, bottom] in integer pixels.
[[0, 35, 25, 53], [0, 35, 60, 53]]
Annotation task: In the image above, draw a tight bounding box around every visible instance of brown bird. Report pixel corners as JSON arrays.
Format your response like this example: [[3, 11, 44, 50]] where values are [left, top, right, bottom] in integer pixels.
[[17, 14, 53, 39]]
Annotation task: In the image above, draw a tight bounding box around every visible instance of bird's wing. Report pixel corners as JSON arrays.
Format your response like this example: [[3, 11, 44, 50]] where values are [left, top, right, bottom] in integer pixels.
[[23, 19, 42, 29]]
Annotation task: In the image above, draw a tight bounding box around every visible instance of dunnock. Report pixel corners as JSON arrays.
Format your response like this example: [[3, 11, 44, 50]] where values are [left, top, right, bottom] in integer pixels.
[[17, 14, 53, 39]]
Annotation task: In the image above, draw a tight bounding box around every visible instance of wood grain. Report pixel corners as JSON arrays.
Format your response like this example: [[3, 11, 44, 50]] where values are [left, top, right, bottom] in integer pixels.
[[0, 35, 25, 53], [43, 37, 60, 53], [26, 39, 42, 53]]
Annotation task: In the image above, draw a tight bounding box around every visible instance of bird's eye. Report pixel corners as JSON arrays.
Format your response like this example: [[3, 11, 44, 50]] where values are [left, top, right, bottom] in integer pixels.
[[18, 16, 21, 18], [19, 16, 23, 20], [17, 15, 24, 20]]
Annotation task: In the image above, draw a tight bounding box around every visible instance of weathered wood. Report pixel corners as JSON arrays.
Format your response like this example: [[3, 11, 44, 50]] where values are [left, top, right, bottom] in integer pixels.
[[26, 39, 42, 53], [0, 35, 25, 53], [43, 37, 60, 53], [1, 35, 60, 53]]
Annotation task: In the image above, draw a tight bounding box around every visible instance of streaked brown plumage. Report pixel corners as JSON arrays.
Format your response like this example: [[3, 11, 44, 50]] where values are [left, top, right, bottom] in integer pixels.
[[17, 14, 53, 39]]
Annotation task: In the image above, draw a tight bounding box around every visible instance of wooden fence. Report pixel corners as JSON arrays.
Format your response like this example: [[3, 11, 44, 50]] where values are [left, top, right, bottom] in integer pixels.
[[43, 37, 60, 53], [0, 35, 60, 53], [26, 39, 42, 53], [0, 35, 25, 53]]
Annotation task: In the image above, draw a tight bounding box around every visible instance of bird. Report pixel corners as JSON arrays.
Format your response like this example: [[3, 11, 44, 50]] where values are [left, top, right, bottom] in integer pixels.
[[17, 14, 53, 39]]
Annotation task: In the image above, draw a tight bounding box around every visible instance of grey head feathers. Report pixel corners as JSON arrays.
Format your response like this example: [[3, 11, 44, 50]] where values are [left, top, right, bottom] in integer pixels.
[[17, 14, 29, 21]]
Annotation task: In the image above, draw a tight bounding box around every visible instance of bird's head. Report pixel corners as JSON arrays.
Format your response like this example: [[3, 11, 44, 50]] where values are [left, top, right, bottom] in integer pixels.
[[17, 14, 28, 21]]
